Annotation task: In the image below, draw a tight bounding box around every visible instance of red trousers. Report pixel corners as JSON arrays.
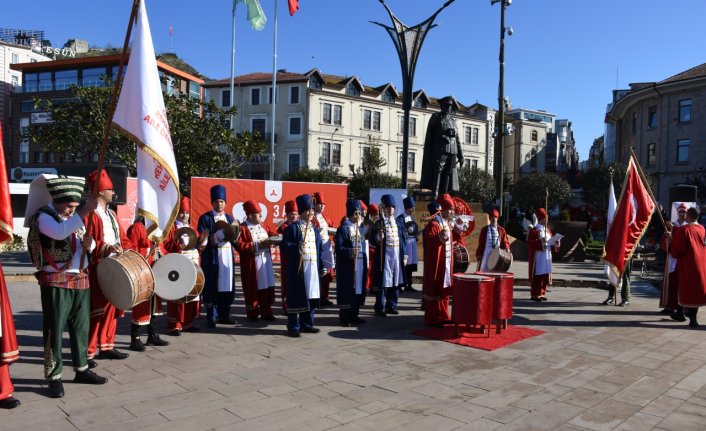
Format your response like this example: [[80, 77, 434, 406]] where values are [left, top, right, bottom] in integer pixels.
[[0, 363, 13, 400], [531, 274, 550, 298], [320, 269, 333, 299], [131, 297, 164, 325], [424, 298, 450, 326], [167, 300, 200, 331], [88, 304, 120, 358]]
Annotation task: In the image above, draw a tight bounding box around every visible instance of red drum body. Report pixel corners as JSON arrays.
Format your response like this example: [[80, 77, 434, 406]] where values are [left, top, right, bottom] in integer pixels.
[[451, 274, 494, 329], [476, 271, 514, 321], [453, 244, 470, 274]]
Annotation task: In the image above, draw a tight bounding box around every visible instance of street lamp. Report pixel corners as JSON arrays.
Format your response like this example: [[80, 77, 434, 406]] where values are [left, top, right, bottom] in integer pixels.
[[492, 0, 512, 217]]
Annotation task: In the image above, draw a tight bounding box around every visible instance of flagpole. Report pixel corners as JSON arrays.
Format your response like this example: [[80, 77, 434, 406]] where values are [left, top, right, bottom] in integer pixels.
[[230, 0, 237, 132], [80, 0, 140, 269], [629, 147, 666, 229], [270, 0, 278, 180]]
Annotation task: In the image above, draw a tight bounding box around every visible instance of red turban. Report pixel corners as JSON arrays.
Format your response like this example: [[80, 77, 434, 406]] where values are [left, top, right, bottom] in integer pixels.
[[86, 169, 113, 194], [536, 208, 548, 220], [180, 196, 191, 212], [368, 203, 380, 216], [312, 192, 325, 205], [436, 193, 454, 211], [243, 200, 260, 216], [284, 200, 298, 214]]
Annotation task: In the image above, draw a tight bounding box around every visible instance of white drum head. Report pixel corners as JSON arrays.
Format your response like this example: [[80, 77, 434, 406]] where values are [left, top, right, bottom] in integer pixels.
[[98, 255, 135, 310], [152, 253, 197, 300]]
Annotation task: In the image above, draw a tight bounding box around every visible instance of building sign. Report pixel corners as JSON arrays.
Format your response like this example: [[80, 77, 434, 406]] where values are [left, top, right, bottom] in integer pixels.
[[11, 167, 57, 182], [32, 46, 76, 57], [30, 112, 53, 124]]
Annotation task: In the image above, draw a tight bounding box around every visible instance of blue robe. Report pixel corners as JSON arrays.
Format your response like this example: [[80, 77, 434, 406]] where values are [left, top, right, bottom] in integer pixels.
[[335, 219, 368, 309], [197, 211, 236, 305], [282, 220, 323, 313], [369, 215, 407, 290]]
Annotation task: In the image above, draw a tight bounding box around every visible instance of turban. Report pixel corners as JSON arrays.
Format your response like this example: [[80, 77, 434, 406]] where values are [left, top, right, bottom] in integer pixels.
[[296, 194, 312, 214], [86, 169, 113, 194], [436, 193, 454, 211], [210, 185, 226, 202], [381, 194, 396, 208], [403, 196, 415, 210], [284, 200, 298, 214], [312, 192, 325, 205], [179, 196, 191, 212], [243, 200, 260, 216], [47, 176, 85, 204]]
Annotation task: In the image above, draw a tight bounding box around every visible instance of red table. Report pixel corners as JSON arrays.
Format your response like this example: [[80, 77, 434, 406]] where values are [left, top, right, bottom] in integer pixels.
[[476, 271, 514, 334], [451, 273, 495, 337]]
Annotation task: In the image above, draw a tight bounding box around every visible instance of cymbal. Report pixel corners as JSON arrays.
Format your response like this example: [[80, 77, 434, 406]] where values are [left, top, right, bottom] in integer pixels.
[[175, 227, 197, 250]]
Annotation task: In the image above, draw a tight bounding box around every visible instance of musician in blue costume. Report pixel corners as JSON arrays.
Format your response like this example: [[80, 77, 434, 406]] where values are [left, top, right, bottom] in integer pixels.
[[335, 199, 368, 327], [282, 194, 323, 337], [197, 185, 237, 328], [397, 196, 419, 292], [369, 194, 408, 316]]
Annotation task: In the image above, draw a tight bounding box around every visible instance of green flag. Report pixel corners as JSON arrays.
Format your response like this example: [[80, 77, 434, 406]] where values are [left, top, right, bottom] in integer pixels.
[[237, 0, 267, 31]]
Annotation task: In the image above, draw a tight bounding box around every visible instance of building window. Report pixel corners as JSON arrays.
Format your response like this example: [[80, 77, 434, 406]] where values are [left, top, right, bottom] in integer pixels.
[[382, 89, 395, 103], [363, 110, 371, 130], [373, 111, 381, 131], [19, 145, 29, 164], [251, 88, 260, 105], [464, 126, 472, 144], [91, 153, 99, 163], [472, 127, 479, 145], [631, 112, 637, 133], [647, 143, 656, 166], [400, 117, 417, 137], [309, 76, 322, 90], [267, 86, 278, 104], [11, 52, 19, 64], [332, 143, 341, 165], [531, 130, 538, 142], [363, 110, 380, 131], [530, 149, 537, 168], [288, 153, 301, 172], [677, 139, 690, 163], [34, 151, 44, 164], [251, 118, 266, 136], [398, 151, 416, 172], [322, 103, 332, 124], [290, 86, 300, 104], [82, 67, 108, 87], [289, 116, 301, 136], [413, 98, 426, 109], [321, 142, 341, 165], [471, 159, 478, 169], [648, 106, 658, 129], [47, 152, 55, 163], [189, 82, 200, 99], [38, 72, 52, 91], [333, 105, 342, 126], [679, 99, 692, 123], [11, 75, 18, 88], [346, 83, 360, 97], [221, 89, 231, 107]]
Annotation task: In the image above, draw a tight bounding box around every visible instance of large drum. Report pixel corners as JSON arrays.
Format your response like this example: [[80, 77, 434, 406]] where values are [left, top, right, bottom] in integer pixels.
[[453, 244, 470, 274], [176, 263, 204, 303], [451, 273, 495, 337], [476, 271, 514, 332], [97, 250, 155, 310], [488, 248, 513, 272], [152, 253, 198, 301]]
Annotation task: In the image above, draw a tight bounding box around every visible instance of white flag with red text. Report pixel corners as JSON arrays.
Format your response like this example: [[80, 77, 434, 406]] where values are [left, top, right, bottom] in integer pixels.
[[113, 0, 179, 242]]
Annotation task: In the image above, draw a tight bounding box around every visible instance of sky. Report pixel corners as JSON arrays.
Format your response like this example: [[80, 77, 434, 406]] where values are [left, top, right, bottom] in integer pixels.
[[5, 0, 706, 161]]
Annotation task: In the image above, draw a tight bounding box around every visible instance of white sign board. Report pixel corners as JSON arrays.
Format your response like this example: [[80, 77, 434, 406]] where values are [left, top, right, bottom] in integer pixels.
[[670, 201, 697, 222]]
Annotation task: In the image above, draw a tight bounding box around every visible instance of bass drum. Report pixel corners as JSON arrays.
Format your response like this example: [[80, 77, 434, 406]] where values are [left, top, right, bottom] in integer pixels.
[[488, 248, 513, 272], [453, 244, 470, 274], [152, 253, 198, 301], [97, 250, 155, 310], [176, 262, 204, 303]]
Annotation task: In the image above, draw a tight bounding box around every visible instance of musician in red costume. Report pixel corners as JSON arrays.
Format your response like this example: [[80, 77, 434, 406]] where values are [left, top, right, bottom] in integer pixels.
[[527, 208, 559, 301], [0, 264, 20, 408], [475, 209, 510, 272], [363, 203, 380, 293], [277, 200, 298, 314], [236, 200, 277, 322], [422, 194, 455, 326], [312, 192, 336, 306], [668, 206, 706, 328], [163, 196, 202, 336], [84, 169, 133, 362]]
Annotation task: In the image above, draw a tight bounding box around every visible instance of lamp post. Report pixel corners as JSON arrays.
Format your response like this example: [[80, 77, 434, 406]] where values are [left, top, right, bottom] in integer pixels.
[[492, 0, 512, 215]]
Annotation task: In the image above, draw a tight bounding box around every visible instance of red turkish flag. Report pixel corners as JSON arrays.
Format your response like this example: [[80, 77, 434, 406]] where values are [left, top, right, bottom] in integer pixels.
[[288, 0, 299, 15], [603, 156, 656, 286], [0, 120, 13, 244]]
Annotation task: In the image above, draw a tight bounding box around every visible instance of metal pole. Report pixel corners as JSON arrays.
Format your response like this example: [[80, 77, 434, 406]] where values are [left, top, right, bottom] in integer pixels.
[[496, 0, 506, 213], [401, 79, 411, 189], [229, 0, 236, 132], [270, 0, 278, 180]]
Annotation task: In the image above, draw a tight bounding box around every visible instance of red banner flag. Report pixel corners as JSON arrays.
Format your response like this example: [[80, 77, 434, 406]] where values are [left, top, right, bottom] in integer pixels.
[[603, 156, 656, 286], [0, 120, 13, 244], [288, 0, 299, 15]]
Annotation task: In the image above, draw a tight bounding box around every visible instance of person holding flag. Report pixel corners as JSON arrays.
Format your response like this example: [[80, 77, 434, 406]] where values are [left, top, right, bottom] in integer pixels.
[[528, 208, 560, 301], [660, 203, 689, 320], [602, 176, 631, 307]]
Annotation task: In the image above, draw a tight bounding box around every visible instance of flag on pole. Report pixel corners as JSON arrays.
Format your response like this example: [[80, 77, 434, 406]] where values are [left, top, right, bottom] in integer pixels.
[[0, 120, 13, 244], [603, 176, 617, 281], [288, 0, 299, 16], [112, 0, 179, 242], [603, 156, 656, 286], [169, 24, 173, 36], [237, 0, 267, 30]]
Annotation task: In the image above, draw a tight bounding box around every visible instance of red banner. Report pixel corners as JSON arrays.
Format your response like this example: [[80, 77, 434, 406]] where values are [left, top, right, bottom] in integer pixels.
[[0, 120, 13, 244]]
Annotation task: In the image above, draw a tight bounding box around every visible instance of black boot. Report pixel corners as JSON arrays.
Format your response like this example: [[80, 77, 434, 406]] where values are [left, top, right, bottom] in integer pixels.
[[129, 323, 145, 352], [146, 323, 169, 346]]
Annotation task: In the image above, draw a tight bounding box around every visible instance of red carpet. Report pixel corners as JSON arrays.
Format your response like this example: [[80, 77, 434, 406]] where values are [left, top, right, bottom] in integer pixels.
[[411, 324, 544, 351]]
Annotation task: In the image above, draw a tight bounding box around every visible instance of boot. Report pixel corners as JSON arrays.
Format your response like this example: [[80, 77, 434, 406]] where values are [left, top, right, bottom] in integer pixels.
[[129, 323, 145, 352], [146, 323, 169, 346]]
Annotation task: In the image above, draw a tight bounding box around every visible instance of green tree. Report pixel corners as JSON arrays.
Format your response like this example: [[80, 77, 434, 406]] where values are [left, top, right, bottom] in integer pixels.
[[348, 139, 402, 202], [27, 80, 264, 195], [280, 165, 343, 183], [458, 166, 496, 207], [580, 163, 627, 215], [511, 172, 571, 211]]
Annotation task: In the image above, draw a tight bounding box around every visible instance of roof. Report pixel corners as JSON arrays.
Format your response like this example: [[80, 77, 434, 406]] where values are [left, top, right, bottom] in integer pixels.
[[659, 62, 706, 84], [204, 71, 308, 87]]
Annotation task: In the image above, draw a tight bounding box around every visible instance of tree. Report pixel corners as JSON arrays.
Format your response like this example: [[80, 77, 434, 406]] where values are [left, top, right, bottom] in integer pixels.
[[280, 165, 343, 183], [348, 139, 402, 202], [581, 163, 627, 215], [27, 79, 264, 195], [511, 172, 571, 211], [458, 166, 496, 207]]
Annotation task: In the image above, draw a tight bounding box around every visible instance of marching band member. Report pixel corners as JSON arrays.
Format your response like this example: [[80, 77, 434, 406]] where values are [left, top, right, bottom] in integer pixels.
[[335, 199, 368, 327], [528, 208, 560, 302], [422, 194, 455, 327], [29, 176, 108, 398], [369, 194, 407, 316], [397, 196, 419, 293], [0, 264, 20, 408], [282, 194, 322, 337], [277, 200, 299, 315], [312, 192, 336, 306], [127, 217, 169, 351], [475, 209, 510, 272], [198, 185, 237, 328], [364, 203, 380, 293], [164, 196, 201, 335], [658, 203, 688, 318], [236, 200, 277, 322], [84, 170, 132, 362]]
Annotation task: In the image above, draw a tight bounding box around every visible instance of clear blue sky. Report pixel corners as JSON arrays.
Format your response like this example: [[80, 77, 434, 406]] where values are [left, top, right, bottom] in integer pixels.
[[5, 0, 706, 161]]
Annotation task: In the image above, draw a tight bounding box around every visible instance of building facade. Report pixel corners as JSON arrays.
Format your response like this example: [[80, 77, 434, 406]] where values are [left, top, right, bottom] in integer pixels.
[[203, 69, 494, 181], [605, 62, 706, 205]]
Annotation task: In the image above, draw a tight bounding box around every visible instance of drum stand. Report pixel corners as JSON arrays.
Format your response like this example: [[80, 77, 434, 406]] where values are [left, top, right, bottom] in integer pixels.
[[455, 323, 491, 338]]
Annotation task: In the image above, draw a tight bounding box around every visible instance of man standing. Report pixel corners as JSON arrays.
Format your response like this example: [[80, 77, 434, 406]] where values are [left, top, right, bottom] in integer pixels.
[[84, 170, 132, 362], [236, 200, 277, 322], [668, 207, 706, 328], [659, 203, 689, 319], [29, 176, 108, 398], [369, 194, 407, 316], [0, 264, 20, 408], [422, 194, 455, 326], [420, 96, 464, 197], [198, 185, 237, 328], [528, 208, 559, 301], [335, 199, 367, 327], [277, 200, 298, 315], [312, 192, 335, 306], [282, 194, 322, 337], [476, 209, 510, 272], [397, 196, 419, 292]]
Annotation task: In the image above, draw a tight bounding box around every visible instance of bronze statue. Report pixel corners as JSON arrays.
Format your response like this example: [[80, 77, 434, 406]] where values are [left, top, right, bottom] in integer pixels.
[[421, 96, 464, 198]]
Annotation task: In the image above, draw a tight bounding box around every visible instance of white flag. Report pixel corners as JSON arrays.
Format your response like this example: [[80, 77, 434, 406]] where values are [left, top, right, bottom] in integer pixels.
[[113, 0, 179, 242], [604, 179, 618, 284]]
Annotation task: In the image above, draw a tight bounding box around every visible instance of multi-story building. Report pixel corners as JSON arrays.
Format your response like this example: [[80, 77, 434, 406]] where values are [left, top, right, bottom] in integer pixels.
[[203, 69, 494, 181], [9, 54, 204, 179], [587, 135, 604, 169], [605, 62, 706, 205]]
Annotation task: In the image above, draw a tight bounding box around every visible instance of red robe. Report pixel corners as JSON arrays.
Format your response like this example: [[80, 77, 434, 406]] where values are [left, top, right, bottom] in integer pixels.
[[422, 216, 453, 325], [670, 223, 706, 307], [127, 222, 163, 325], [475, 225, 510, 266], [162, 224, 200, 332], [0, 264, 19, 400], [527, 225, 557, 297], [313, 212, 335, 299], [235, 222, 276, 319]]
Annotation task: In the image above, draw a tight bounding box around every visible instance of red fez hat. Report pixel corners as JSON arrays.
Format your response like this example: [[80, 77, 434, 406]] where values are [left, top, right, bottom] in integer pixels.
[[436, 193, 454, 211], [678, 203, 688, 212], [243, 200, 261, 216], [312, 192, 325, 205], [285, 200, 298, 214], [180, 196, 191, 212], [536, 208, 548, 220], [359, 200, 368, 212], [489, 209, 500, 218], [368, 203, 380, 216], [86, 169, 114, 194]]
